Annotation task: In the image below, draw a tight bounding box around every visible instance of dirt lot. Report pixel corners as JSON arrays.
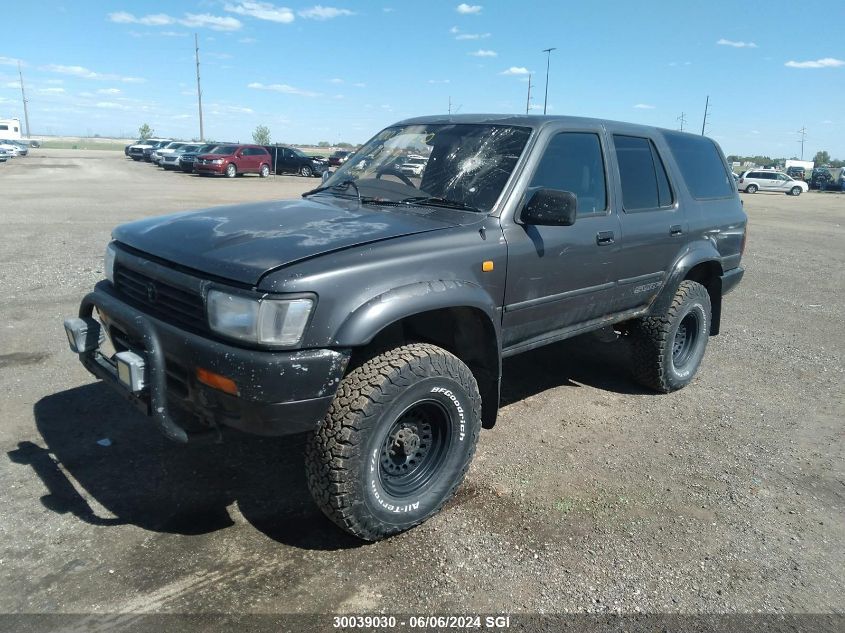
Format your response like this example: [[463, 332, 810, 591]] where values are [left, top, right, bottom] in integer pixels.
[[0, 151, 842, 626]]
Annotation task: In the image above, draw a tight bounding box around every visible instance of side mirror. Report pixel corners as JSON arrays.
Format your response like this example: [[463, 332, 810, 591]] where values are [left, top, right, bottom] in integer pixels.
[[518, 188, 577, 226]]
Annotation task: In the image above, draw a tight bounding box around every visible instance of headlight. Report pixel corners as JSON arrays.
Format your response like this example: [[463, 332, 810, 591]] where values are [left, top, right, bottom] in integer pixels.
[[104, 242, 117, 283], [207, 290, 313, 346], [212, 159, 223, 164]]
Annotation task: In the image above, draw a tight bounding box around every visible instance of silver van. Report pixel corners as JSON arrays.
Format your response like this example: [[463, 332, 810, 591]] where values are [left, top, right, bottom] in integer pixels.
[[738, 170, 808, 196]]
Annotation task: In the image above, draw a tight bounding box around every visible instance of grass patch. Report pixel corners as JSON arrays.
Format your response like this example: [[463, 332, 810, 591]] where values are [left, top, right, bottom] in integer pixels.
[[39, 141, 127, 151]]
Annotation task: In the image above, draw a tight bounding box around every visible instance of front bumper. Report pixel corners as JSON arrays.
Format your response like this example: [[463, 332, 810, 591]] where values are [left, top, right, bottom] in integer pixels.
[[67, 283, 349, 442], [195, 163, 226, 174]]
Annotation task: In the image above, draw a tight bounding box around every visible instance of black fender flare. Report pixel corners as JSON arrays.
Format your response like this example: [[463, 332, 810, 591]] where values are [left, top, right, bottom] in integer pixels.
[[334, 280, 502, 428], [649, 243, 724, 331]]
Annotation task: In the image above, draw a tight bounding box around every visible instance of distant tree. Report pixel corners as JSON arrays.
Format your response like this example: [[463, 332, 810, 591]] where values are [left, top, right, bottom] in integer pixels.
[[138, 123, 154, 140], [336, 141, 354, 149], [813, 150, 830, 165], [318, 141, 330, 147], [252, 125, 271, 145]]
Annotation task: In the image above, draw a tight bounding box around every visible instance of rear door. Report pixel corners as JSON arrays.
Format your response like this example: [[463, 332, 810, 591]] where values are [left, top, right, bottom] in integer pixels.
[[608, 132, 686, 312], [501, 128, 621, 348]]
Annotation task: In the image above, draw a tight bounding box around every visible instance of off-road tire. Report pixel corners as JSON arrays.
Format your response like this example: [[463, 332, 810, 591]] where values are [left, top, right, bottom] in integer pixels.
[[305, 343, 482, 541], [629, 280, 711, 393]]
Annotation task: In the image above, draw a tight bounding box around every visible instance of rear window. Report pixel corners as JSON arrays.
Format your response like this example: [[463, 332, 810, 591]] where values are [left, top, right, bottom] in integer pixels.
[[664, 132, 734, 199]]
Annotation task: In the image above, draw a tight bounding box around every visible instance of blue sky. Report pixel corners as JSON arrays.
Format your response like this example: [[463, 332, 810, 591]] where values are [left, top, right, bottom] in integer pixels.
[[1, 1, 843, 158]]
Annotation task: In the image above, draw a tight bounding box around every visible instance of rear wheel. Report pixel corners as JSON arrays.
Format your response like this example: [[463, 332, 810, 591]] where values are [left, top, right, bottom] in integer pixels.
[[305, 343, 482, 541], [746, 184, 758, 193], [790, 186, 802, 196], [300, 165, 313, 177], [629, 280, 711, 393], [225, 163, 237, 178], [259, 163, 270, 178]]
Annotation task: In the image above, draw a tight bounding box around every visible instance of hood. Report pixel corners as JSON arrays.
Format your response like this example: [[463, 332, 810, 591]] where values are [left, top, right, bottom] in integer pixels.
[[113, 197, 468, 285]]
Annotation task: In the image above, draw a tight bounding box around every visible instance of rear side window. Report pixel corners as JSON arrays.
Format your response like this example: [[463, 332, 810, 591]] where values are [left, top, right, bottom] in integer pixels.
[[0, 125, 7, 131], [664, 132, 733, 199], [529, 132, 607, 216], [613, 135, 674, 211]]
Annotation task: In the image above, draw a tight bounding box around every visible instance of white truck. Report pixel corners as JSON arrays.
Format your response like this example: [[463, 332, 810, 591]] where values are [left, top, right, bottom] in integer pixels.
[[0, 118, 40, 147]]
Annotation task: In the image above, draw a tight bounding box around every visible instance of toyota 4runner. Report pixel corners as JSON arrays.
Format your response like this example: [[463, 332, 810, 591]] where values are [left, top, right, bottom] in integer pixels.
[[64, 115, 746, 541]]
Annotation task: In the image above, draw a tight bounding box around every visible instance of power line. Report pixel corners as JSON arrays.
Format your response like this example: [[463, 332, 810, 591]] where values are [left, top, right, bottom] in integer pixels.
[[542, 47, 556, 115], [677, 112, 686, 132], [18, 61, 31, 138], [195, 33, 204, 142], [796, 126, 807, 160]]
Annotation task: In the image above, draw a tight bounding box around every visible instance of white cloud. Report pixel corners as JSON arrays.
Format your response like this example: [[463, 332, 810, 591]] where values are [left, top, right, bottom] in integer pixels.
[[456, 32, 490, 40], [352, 82, 366, 88], [224, 2, 295, 24], [108, 11, 241, 31], [470, 49, 497, 57], [3, 81, 18, 88], [38, 87, 66, 94], [247, 81, 321, 97], [501, 66, 530, 75], [97, 88, 121, 95], [449, 26, 460, 34], [239, 37, 257, 43], [716, 38, 757, 48], [785, 57, 844, 68], [427, 79, 451, 84], [42, 64, 144, 83], [298, 6, 355, 20], [0, 56, 21, 66], [330, 78, 344, 84], [822, 120, 833, 124], [96, 101, 131, 110], [456, 3, 482, 14], [634, 103, 655, 109], [383, 7, 394, 12]]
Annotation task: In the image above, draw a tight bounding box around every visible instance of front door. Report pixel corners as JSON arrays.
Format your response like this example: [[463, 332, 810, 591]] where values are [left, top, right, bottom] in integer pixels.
[[502, 130, 621, 349]]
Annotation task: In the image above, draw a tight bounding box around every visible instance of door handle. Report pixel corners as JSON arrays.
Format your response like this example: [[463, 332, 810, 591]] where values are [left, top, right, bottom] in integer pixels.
[[596, 231, 615, 245], [670, 224, 683, 236]]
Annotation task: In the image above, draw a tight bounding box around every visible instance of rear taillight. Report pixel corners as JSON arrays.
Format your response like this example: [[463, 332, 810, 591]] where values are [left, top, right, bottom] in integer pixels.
[[739, 178, 744, 183]]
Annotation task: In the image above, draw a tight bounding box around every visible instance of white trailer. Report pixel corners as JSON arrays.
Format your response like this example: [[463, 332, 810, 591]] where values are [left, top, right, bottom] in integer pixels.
[[785, 159, 814, 171], [0, 118, 40, 147]]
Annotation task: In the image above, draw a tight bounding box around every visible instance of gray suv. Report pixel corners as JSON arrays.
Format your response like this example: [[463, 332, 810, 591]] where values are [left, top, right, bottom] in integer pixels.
[[64, 115, 746, 541], [738, 169, 808, 195]]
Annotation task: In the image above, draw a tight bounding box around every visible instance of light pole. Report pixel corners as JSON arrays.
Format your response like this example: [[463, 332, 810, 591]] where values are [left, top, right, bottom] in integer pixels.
[[542, 47, 556, 115]]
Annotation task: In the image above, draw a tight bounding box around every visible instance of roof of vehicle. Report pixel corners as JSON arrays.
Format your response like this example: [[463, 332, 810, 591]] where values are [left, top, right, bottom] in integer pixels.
[[394, 114, 714, 141]]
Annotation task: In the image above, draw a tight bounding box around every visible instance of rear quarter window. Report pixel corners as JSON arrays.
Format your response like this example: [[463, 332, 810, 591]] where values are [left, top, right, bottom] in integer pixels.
[[664, 132, 734, 199]]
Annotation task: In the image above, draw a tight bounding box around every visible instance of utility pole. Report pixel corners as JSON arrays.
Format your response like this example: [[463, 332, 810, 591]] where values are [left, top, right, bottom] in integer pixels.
[[195, 33, 204, 142], [448, 96, 451, 115], [796, 126, 807, 159], [542, 47, 556, 115], [677, 112, 686, 132], [18, 61, 30, 139], [700, 95, 710, 136], [525, 74, 532, 115]]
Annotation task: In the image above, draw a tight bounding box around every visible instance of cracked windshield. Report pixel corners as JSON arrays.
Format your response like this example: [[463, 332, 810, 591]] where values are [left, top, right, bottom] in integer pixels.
[[318, 123, 532, 212]]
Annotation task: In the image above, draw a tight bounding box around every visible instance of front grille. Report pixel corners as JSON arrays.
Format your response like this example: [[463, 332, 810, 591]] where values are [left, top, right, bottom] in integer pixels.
[[114, 265, 206, 331]]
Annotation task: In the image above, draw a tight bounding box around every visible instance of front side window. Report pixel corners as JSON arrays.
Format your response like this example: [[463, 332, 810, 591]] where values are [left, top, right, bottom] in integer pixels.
[[322, 123, 532, 212], [613, 135, 674, 211], [529, 132, 607, 216]]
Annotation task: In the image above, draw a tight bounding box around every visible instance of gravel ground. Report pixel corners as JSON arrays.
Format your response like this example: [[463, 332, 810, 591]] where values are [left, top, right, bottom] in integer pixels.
[[0, 151, 842, 626]]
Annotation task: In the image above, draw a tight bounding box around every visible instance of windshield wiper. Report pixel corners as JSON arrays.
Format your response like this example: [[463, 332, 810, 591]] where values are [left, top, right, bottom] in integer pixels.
[[302, 179, 361, 204], [399, 196, 482, 213]]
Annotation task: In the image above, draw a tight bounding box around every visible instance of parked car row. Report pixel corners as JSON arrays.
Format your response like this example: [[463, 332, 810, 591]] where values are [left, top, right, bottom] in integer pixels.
[[808, 167, 845, 191], [126, 139, 330, 178], [0, 138, 31, 158]]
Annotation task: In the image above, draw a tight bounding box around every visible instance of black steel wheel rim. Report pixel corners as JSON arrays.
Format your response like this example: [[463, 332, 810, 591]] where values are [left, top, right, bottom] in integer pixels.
[[672, 311, 700, 368], [378, 400, 452, 497]]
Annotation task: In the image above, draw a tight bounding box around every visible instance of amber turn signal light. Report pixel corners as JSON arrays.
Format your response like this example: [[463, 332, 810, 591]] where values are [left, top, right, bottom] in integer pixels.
[[196, 368, 239, 396], [482, 260, 494, 272]]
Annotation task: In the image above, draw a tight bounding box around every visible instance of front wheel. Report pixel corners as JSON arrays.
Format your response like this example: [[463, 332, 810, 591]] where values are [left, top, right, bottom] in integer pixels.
[[746, 184, 758, 194], [225, 163, 237, 178], [300, 165, 313, 177], [305, 343, 482, 541], [790, 186, 802, 196], [628, 280, 711, 393], [259, 163, 270, 178]]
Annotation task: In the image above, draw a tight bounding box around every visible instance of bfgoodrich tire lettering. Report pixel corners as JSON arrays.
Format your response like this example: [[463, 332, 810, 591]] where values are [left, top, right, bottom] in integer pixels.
[[629, 280, 711, 393], [305, 343, 482, 541]]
